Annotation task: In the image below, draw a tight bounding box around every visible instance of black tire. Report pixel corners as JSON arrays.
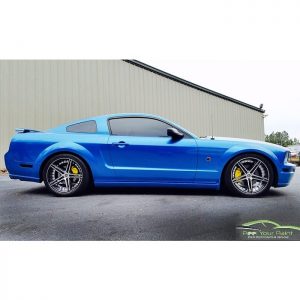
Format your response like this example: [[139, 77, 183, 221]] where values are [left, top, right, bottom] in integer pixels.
[[43, 154, 90, 196], [224, 153, 274, 198]]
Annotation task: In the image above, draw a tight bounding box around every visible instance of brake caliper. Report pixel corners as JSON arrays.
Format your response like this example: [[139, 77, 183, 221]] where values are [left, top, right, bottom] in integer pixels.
[[234, 168, 242, 179], [71, 166, 79, 174]]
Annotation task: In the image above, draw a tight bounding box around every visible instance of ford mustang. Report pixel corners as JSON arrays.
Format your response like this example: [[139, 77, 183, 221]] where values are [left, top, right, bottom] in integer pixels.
[[4, 113, 296, 197]]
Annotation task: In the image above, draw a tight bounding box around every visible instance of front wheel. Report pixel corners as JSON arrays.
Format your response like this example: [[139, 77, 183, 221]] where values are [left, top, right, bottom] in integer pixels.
[[224, 154, 274, 197], [43, 154, 90, 196]]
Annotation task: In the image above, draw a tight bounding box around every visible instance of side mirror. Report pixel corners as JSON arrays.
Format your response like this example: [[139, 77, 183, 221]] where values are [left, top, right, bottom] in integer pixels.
[[167, 127, 184, 139]]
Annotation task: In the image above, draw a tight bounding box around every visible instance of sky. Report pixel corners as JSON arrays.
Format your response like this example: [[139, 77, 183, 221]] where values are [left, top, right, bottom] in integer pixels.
[[144, 60, 300, 140]]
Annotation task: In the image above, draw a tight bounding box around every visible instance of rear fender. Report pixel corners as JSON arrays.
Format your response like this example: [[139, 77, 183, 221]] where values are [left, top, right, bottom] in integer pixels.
[[34, 142, 97, 180]]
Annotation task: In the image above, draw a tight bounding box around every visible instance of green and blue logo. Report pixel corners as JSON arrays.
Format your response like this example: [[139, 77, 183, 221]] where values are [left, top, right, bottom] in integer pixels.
[[237, 219, 300, 240]]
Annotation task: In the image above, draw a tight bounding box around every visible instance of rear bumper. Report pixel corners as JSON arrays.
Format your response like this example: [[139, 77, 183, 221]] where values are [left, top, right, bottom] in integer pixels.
[[4, 151, 41, 182], [276, 163, 296, 187], [9, 174, 41, 182]]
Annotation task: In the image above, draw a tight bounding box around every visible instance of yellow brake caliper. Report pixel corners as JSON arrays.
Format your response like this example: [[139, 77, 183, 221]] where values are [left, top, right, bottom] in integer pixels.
[[71, 166, 79, 174], [234, 168, 242, 180]]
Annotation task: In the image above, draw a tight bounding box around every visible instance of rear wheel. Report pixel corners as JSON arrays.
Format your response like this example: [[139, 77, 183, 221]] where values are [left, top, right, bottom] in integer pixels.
[[43, 154, 90, 196], [224, 154, 274, 197]]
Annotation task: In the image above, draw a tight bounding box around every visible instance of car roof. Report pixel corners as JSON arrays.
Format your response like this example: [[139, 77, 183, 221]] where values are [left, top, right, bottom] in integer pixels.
[[54, 113, 164, 128], [48, 113, 198, 138], [100, 113, 165, 119]]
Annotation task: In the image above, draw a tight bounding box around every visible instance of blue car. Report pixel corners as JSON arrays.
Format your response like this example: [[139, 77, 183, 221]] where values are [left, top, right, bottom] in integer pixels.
[[4, 113, 296, 197]]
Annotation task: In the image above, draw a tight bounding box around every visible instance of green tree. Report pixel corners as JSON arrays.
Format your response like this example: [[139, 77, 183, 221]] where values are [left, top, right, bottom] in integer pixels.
[[265, 131, 299, 147]]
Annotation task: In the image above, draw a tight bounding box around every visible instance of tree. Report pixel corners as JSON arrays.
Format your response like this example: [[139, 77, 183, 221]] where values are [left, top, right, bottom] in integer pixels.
[[265, 131, 299, 147]]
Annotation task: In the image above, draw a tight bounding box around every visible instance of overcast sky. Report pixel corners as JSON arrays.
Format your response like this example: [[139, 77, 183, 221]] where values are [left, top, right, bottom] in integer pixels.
[[144, 60, 300, 139]]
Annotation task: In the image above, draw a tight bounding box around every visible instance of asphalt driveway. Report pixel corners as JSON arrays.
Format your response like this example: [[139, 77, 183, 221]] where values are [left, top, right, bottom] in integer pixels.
[[0, 169, 299, 240]]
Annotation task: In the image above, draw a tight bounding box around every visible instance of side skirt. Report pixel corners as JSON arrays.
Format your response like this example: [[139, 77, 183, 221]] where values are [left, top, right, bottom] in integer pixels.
[[94, 181, 220, 190]]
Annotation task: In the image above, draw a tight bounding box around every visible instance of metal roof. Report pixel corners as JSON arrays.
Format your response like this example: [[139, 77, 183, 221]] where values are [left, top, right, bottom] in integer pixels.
[[123, 59, 264, 113]]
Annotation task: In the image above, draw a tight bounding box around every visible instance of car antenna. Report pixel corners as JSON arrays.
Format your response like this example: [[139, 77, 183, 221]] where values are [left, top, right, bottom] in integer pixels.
[[211, 114, 215, 140]]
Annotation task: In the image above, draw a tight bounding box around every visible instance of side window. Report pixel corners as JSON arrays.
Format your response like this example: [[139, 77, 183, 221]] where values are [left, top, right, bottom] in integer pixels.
[[109, 117, 184, 137], [66, 120, 97, 133]]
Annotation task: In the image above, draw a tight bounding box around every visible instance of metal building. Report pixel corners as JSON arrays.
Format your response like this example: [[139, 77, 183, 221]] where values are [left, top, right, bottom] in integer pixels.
[[0, 60, 265, 168]]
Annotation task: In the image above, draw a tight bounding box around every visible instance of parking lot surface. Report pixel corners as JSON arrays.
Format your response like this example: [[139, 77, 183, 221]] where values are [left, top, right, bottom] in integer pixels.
[[0, 169, 299, 240]]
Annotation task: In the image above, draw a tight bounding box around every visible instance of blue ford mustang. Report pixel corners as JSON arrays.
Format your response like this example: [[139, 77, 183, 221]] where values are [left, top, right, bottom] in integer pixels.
[[4, 113, 295, 197]]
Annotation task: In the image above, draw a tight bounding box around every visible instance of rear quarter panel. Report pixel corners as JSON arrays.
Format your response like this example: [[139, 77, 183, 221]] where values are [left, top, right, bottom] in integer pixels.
[[5, 131, 113, 182]]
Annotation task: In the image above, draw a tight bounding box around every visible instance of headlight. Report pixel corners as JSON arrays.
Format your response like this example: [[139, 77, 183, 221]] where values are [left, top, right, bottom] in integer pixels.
[[284, 151, 291, 163]]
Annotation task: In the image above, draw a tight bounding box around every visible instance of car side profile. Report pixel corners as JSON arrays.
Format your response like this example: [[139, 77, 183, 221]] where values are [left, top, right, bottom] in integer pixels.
[[4, 113, 296, 197]]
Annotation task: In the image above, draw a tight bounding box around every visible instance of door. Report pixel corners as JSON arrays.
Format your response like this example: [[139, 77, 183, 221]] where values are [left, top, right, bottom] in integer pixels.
[[107, 117, 198, 182]]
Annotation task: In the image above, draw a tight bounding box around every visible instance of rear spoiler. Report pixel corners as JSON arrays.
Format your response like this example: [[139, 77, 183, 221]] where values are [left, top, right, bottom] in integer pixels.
[[15, 128, 40, 133]]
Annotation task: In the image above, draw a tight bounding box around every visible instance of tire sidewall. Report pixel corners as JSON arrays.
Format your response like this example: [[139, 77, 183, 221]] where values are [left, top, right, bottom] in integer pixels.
[[43, 154, 90, 197], [224, 153, 274, 197]]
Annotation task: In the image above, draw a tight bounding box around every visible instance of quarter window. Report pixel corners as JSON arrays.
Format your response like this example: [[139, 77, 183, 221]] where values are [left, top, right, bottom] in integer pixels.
[[109, 117, 184, 137], [66, 120, 97, 133]]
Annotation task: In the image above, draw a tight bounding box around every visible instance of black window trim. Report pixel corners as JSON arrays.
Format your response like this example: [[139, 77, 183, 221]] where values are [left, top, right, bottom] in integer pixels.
[[66, 120, 98, 134], [107, 116, 193, 138]]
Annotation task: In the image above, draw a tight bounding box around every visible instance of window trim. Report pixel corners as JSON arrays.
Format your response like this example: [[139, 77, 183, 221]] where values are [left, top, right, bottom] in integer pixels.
[[107, 116, 192, 138], [66, 120, 97, 134]]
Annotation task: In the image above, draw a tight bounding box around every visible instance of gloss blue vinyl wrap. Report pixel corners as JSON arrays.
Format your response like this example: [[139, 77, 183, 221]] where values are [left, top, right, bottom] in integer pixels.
[[4, 114, 295, 189]]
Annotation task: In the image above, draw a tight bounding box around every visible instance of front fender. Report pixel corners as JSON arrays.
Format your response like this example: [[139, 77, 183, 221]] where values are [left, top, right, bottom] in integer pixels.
[[220, 145, 280, 174]]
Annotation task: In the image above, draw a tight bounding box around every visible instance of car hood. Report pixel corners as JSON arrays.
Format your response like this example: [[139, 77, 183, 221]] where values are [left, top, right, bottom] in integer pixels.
[[205, 136, 288, 152]]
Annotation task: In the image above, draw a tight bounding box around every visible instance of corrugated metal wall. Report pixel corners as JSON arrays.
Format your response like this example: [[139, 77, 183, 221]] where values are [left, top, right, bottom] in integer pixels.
[[0, 60, 264, 168]]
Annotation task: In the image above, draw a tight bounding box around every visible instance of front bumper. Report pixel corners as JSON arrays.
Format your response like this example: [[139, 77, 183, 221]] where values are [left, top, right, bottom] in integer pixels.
[[276, 163, 296, 187]]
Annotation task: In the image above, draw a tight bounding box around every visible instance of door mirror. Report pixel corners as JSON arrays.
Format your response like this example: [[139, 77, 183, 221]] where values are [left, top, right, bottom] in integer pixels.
[[167, 127, 184, 139]]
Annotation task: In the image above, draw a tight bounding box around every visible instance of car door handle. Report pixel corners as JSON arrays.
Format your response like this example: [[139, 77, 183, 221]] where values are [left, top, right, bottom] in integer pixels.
[[112, 141, 129, 148]]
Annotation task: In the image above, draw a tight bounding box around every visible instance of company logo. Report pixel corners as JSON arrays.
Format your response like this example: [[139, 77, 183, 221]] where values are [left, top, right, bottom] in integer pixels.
[[236, 220, 300, 240]]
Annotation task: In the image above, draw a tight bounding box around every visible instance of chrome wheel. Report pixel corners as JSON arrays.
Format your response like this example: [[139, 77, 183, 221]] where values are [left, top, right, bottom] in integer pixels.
[[231, 157, 270, 195], [46, 157, 83, 194]]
